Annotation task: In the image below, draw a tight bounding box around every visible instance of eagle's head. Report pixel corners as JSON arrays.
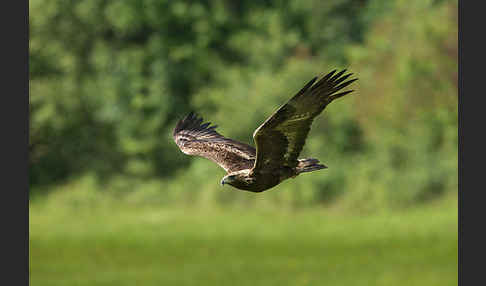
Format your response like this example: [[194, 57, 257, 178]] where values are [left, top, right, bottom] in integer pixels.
[[220, 171, 255, 190]]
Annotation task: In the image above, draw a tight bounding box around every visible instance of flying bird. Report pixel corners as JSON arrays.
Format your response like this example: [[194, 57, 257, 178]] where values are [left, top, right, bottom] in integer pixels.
[[173, 69, 357, 192]]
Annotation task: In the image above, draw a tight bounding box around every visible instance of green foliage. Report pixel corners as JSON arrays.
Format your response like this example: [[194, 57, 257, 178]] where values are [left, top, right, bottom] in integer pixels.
[[30, 0, 457, 209]]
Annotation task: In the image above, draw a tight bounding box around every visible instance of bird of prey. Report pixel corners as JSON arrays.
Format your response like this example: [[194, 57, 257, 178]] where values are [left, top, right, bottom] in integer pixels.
[[173, 69, 357, 192]]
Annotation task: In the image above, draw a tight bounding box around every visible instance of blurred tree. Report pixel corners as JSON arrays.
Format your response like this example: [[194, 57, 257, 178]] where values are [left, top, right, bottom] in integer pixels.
[[30, 0, 368, 190], [30, 0, 457, 210]]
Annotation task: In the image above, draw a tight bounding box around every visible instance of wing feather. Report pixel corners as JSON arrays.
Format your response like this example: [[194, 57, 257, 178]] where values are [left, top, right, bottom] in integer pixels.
[[173, 112, 256, 173], [252, 69, 357, 173]]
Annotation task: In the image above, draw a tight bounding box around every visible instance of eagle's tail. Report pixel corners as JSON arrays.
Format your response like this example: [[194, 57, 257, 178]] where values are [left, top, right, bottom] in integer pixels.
[[296, 158, 327, 174]]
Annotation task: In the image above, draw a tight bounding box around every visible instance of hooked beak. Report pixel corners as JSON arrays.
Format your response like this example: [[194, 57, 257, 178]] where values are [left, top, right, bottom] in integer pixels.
[[221, 175, 236, 187]]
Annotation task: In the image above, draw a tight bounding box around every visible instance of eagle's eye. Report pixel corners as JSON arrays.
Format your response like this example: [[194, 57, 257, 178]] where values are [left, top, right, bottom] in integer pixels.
[[222, 175, 237, 186]]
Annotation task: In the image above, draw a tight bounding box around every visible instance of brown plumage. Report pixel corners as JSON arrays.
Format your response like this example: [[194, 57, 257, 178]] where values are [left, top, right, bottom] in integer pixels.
[[173, 69, 357, 192]]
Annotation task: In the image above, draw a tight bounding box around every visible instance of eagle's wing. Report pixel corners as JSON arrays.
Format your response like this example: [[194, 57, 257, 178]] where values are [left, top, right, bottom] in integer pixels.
[[173, 112, 256, 173], [251, 69, 357, 173]]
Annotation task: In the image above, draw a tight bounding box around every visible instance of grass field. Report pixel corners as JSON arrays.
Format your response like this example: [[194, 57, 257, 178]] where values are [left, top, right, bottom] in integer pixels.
[[30, 197, 457, 286]]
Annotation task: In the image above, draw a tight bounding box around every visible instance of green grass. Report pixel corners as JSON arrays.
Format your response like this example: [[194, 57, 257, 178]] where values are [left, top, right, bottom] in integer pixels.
[[30, 198, 457, 286]]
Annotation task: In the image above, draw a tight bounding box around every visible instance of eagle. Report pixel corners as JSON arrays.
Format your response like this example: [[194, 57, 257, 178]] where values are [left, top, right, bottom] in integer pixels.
[[173, 69, 357, 192]]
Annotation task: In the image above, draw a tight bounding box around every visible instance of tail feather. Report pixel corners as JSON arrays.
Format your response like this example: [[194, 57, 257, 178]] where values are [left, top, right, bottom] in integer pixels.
[[296, 158, 327, 174]]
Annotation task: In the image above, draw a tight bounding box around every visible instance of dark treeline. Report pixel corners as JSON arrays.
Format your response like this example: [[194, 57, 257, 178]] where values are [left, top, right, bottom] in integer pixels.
[[30, 0, 457, 209]]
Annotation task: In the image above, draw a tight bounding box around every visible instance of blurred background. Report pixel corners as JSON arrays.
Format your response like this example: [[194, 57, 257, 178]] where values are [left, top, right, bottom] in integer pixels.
[[29, 0, 458, 285]]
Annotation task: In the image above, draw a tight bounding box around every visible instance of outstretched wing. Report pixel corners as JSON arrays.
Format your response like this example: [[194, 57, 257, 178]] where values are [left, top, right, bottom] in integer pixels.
[[251, 69, 357, 173], [173, 112, 256, 173]]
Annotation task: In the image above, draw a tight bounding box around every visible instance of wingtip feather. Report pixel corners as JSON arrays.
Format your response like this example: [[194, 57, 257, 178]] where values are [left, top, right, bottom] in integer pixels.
[[173, 111, 221, 138]]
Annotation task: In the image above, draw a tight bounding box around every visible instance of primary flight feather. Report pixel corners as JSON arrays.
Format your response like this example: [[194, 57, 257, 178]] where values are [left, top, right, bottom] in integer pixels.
[[173, 69, 357, 192]]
